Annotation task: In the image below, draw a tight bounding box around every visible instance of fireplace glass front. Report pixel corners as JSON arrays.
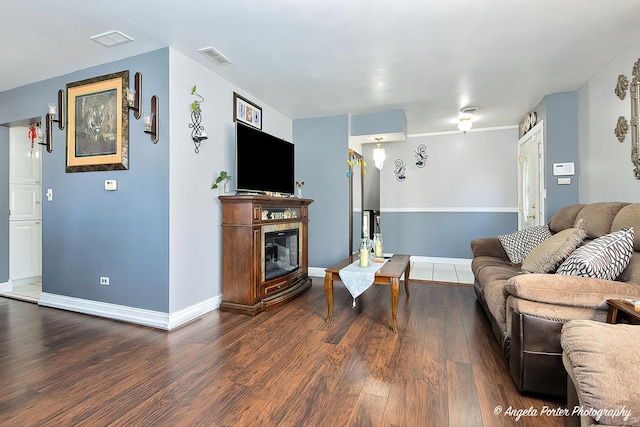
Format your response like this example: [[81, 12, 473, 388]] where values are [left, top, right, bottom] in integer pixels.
[[264, 228, 299, 281]]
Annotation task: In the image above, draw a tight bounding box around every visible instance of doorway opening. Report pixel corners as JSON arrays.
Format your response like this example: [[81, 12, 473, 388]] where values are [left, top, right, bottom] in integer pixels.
[[1, 123, 43, 303]]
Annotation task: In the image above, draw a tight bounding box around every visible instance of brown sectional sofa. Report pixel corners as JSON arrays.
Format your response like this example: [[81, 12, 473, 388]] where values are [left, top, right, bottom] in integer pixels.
[[562, 320, 640, 427], [471, 202, 640, 398]]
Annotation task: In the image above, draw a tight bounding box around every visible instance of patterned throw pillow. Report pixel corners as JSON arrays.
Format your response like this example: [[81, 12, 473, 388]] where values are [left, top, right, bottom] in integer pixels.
[[498, 225, 552, 264], [521, 219, 587, 273], [556, 228, 634, 280]]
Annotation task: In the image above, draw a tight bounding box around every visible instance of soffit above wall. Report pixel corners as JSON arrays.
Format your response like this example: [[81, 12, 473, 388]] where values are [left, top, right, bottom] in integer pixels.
[[350, 110, 407, 144]]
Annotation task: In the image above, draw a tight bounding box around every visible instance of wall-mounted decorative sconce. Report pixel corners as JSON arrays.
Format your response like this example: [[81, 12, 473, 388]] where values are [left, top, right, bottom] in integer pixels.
[[43, 89, 65, 153], [615, 116, 629, 143], [415, 144, 428, 167], [189, 85, 207, 153], [143, 95, 159, 143], [394, 159, 406, 181], [372, 137, 386, 170], [127, 72, 142, 119]]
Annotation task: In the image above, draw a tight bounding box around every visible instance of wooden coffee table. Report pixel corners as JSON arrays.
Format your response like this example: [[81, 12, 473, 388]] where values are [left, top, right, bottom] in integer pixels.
[[606, 299, 640, 324], [324, 254, 411, 332]]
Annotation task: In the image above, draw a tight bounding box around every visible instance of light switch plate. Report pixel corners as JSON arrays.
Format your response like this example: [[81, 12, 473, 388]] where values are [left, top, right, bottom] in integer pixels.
[[105, 180, 118, 191]]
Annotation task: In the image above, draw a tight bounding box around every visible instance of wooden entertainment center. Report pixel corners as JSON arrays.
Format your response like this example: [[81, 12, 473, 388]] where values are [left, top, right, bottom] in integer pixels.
[[218, 195, 313, 315]]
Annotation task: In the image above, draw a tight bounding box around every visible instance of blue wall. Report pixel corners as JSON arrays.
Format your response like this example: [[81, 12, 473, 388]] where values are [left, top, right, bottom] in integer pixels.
[[382, 212, 518, 258], [0, 49, 170, 311], [293, 115, 349, 267], [0, 127, 8, 282], [535, 91, 580, 221]]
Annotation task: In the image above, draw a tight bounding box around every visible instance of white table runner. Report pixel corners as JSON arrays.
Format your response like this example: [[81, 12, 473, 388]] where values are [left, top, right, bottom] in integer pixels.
[[338, 257, 387, 306]]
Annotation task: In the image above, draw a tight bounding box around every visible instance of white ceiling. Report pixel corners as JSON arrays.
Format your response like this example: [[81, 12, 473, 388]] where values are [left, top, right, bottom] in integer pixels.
[[3, 0, 640, 134]]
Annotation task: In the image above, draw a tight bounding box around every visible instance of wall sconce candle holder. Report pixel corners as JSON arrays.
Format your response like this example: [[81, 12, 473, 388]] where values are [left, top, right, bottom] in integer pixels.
[[127, 72, 142, 120], [189, 85, 207, 153], [394, 159, 406, 181], [43, 89, 65, 153], [415, 144, 428, 167], [143, 95, 159, 143]]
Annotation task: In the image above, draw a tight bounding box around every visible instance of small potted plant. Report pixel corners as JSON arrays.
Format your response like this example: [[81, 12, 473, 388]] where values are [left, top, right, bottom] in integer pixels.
[[211, 170, 232, 194]]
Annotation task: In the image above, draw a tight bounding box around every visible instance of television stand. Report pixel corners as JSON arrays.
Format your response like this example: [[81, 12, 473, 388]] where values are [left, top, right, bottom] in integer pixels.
[[218, 195, 314, 315]]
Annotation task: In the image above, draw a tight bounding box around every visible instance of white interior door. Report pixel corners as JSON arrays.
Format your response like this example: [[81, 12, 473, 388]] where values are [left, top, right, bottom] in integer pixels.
[[518, 122, 545, 229], [9, 221, 42, 281], [9, 126, 42, 284]]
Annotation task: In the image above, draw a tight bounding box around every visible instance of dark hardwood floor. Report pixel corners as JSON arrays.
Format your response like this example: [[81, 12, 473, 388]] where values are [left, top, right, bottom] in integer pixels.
[[0, 278, 566, 426]]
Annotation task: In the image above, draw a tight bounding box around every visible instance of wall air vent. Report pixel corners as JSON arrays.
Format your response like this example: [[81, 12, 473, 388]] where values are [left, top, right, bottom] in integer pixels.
[[198, 47, 232, 65], [90, 31, 133, 47]]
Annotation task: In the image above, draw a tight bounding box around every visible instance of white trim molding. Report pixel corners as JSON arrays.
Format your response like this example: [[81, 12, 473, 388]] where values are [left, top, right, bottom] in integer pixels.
[[39, 292, 222, 330]]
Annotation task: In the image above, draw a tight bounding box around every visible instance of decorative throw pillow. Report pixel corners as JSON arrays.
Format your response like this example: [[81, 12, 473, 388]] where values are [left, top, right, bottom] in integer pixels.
[[521, 219, 587, 273], [498, 225, 552, 264], [556, 227, 635, 280]]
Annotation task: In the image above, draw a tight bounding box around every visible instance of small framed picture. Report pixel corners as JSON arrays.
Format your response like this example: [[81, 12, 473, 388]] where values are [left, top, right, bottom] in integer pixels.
[[233, 92, 262, 130]]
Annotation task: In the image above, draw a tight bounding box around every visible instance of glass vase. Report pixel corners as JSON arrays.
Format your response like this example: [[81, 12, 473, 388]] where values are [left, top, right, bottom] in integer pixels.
[[373, 233, 383, 257]]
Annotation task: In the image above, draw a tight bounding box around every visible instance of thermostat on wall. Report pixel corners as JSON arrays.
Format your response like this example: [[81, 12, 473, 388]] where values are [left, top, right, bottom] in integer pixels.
[[553, 162, 575, 176], [105, 179, 118, 191]]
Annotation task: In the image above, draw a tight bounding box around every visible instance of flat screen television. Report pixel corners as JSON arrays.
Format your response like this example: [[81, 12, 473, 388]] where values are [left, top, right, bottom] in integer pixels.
[[236, 122, 295, 195]]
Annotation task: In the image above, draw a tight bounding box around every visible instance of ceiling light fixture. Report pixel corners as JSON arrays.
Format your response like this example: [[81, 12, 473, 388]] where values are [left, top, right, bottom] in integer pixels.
[[458, 117, 472, 134], [458, 106, 478, 134], [373, 137, 386, 170]]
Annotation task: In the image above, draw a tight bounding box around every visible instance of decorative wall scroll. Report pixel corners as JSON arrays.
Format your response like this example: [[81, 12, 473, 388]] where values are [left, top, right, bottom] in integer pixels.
[[415, 144, 428, 167], [66, 70, 129, 172], [615, 74, 629, 100], [394, 159, 406, 181], [190, 85, 208, 153], [630, 58, 640, 179], [615, 116, 628, 143]]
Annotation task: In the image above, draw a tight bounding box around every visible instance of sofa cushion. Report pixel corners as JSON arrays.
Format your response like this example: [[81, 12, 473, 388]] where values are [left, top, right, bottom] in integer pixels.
[[556, 228, 634, 280], [611, 203, 640, 251], [575, 202, 629, 239], [521, 219, 587, 274], [548, 204, 585, 234], [561, 320, 640, 426], [617, 253, 640, 283], [498, 226, 552, 264]]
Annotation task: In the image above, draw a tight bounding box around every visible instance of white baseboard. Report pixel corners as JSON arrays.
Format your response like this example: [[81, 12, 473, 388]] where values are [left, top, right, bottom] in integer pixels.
[[38, 292, 222, 330]]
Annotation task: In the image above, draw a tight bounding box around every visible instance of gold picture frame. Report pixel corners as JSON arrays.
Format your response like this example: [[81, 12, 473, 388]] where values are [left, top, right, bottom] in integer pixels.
[[66, 70, 129, 172], [233, 92, 262, 130]]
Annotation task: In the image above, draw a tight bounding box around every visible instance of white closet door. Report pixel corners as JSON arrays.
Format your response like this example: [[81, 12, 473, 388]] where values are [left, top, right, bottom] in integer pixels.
[[9, 126, 43, 283], [10, 127, 41, 184], [10, 184, 41, 220], [9, 220, 42, 280]]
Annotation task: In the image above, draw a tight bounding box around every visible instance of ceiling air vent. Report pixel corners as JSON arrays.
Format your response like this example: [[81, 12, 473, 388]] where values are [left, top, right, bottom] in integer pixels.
[[459, 106, 479, 115], [90, 31, 133, 47], [198, 47, 232, 65]]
